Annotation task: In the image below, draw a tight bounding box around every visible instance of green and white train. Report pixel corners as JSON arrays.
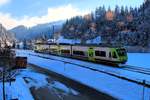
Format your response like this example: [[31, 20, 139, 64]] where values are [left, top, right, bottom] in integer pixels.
[[34, 43, 128, 65]]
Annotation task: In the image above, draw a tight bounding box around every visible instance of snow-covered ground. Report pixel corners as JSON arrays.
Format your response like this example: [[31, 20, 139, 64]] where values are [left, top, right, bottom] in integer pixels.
[[127, 53, 150, 68], [0, 70, 34, 100], [15, 50, 150, 100], [0, 67, 93, 100]]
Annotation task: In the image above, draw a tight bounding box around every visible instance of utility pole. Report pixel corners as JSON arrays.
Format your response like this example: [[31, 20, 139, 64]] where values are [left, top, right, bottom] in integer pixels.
[[53, 25, 54, 38], [142, 80, 146, 100], [2, 67, 6, 100], [52, 25, 55, 43]]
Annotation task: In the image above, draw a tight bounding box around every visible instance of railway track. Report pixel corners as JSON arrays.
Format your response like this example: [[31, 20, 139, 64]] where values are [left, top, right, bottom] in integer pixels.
[[120, 64, 150, 75], [28, 52, 150, 76], [18, 51, 150, 88]]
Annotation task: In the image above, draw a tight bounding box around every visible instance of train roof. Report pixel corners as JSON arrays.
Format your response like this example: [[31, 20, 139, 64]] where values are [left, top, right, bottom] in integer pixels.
[[73, 43, 123, 47], [35, 42, 58, 45], [34, 42, 124, 48]]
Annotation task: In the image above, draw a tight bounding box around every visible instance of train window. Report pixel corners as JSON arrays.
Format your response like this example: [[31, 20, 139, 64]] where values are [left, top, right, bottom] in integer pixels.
[[116, 49, 126, 56], [95, 51, 106, 57], [61, 50, 70, 54], [112, 52, 117, 58], [109, 52, 111, 58], [34, 46, 37, 49], [73, 51, 84, 56]]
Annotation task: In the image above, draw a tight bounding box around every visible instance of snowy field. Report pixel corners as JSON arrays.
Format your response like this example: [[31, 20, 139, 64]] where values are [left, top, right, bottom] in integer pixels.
[[0, 70, 34, 100], [0, 65, 101, 100], [127, 53, 150, 68], [0, 69, 81, 100], [15, 50, 150, 100]]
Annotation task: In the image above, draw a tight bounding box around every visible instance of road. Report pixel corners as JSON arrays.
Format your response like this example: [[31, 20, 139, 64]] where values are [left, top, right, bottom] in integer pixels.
[[25, 64, 116, 100]]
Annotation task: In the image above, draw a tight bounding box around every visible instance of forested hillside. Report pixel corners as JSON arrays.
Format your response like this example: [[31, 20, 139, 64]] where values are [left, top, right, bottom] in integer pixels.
[[61, 0, 150, 46]]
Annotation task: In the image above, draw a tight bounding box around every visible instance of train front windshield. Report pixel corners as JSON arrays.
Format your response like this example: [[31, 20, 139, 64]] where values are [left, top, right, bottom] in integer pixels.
[[116, 49, 127, 56]]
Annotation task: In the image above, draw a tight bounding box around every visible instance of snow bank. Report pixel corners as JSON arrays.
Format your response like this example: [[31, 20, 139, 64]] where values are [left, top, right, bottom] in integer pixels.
[[20, 70, 48, 89], [0, 77, 34, 100], [127, 53, 150, 68]]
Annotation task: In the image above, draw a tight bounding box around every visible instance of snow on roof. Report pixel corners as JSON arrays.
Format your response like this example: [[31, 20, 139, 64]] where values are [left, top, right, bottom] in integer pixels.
[[56, 36, 80, 44], [55, 36, 101, 44], [86, 36, 101, 44]]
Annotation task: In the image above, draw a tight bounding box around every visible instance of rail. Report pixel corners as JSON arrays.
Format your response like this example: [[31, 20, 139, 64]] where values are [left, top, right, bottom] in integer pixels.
[[23, 52, 150, 88], [119, 64, 150, 75]]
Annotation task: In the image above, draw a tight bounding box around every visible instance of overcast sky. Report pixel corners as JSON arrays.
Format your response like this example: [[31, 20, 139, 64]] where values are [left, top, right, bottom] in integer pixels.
[[0, 0, 144, 29]]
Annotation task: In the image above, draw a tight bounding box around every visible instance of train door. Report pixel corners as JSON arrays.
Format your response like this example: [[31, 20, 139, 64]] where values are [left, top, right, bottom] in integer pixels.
[[57, 45, 61, 55], [33, 45, 37, 52], [110, 48, 119, 62], [38, 44, 42, 52], [88, 47, 95, 61]]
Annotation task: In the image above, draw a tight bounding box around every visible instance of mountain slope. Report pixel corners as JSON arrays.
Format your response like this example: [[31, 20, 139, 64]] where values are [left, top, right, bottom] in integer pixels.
[[9, 20, 64, 40], [0, 24, 15, 45]]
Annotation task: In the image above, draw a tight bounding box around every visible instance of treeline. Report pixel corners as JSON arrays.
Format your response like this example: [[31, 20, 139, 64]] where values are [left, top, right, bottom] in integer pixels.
[[61, 0, 150, 46]]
